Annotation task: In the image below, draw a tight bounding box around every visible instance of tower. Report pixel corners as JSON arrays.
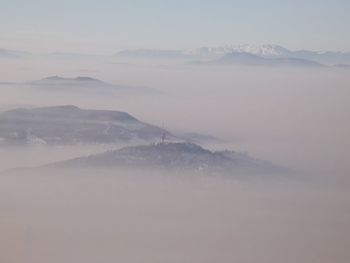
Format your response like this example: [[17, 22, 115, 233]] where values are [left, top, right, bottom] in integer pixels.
[[161, 132, 166, 143], [161, 122, 166, 144]]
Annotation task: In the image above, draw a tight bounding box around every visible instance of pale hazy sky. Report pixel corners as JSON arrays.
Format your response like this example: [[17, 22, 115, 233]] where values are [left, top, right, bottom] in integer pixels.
[[1, 0, 350, 53]]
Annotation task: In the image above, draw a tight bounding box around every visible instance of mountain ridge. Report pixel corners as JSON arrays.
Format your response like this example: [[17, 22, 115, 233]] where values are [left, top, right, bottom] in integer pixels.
[[211, 52, 323, 67], [22, 75, 163, 95], [116, 44, 350, 65], [45, 142, 291, 176], [0, 105, 173, 146], [2, 45, 350, 65]]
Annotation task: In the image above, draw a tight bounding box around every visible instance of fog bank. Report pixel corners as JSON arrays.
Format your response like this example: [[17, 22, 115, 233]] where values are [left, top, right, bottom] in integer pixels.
[[0, 169, 349, 263]]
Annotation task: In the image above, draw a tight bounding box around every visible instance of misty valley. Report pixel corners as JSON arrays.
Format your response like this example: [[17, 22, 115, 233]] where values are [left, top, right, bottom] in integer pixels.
[[1, 12, 350, 261]]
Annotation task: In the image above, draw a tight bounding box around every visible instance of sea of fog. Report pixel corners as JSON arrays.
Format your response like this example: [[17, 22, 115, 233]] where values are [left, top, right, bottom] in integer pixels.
[[0, 58, 349, 263], [0, 168, 349, 263], [1, 63, 349, 176]]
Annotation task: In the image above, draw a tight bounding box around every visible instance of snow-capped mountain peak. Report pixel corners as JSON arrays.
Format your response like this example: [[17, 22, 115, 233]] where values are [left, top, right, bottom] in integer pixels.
[[230, 44, 290, 57], [116, 44, 350, 65], [190, 44, 291, 58]]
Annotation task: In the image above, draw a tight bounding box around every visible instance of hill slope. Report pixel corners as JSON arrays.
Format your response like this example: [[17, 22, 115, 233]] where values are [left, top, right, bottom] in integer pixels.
[[0, 105, 172, 146], [51, 142, 290, 176]]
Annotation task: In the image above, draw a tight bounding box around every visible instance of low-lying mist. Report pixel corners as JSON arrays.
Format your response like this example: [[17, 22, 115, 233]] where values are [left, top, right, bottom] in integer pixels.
[[2, 1, 350, 261], [1, 56, 349, 263], [1, 60, 349, 176], [0, 168, 349, 263]]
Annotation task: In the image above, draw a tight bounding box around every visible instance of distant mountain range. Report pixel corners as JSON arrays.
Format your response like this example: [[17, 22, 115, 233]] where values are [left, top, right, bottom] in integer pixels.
[[0, 48, 30, 59], [30, 76, 105, 85], [46, 142, 290, 176], [116, 44, 350, 66], [0, 76, 161, 96], [0, 105, 173, 146], [2, 45, 350, 66], [208, 52, 323, 67], [29, 76, 161, 95], [116, 49, 189, 59], [189, 44, 350, 63]]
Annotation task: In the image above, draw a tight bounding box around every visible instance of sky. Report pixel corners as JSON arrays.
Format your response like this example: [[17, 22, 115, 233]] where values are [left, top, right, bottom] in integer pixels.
[[1, 0, 350, 53]]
